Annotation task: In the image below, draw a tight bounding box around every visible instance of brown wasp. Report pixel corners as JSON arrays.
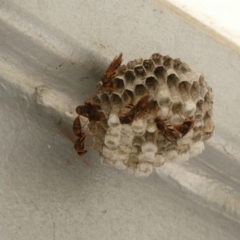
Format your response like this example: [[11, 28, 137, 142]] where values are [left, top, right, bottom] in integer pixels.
[[119, 93, 154, 124], [75, 54, 123, 123], [74, 100, 107, 160], [74, 99, 108, 165], [76, 101, 106, 122], [154, 116, 182, 141], [102, 53, 123, 89], [72, 116, 90, 166], [172, 118, 194, 137], [155, 112, 194, 141]]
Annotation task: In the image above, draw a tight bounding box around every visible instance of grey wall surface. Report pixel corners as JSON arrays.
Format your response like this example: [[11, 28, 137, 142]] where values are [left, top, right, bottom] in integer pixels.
[[1, 0, 240, 146], [1, 1, 240, 239]]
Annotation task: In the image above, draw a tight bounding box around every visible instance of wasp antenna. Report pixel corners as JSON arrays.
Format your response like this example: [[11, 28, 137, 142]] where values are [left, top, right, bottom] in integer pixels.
[[85, 144, 93, 148], [59, 123, 76, 144], [81, 155, 90, 166], [74, 151, 90, 166]]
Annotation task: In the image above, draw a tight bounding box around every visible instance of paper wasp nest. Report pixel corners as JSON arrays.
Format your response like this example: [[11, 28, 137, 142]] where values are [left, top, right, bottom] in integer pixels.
[[87, 53, 214, 176]]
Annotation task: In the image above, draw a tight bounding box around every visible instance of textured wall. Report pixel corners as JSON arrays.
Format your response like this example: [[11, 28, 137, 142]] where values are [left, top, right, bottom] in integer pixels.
[[0, 83, 239, 239], [1, 0, 240, 239], [1, 0, 240, 148]]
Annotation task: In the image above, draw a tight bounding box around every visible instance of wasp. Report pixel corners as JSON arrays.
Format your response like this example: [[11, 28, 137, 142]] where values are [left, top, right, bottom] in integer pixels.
[[102, 53, 123, 89], [119, 93, 154, 124], [155, 114, 194, 141], [76, 101, 106, 122], [155, 117, 181, 141], [172, 118, 195, 137], [72, 116, 90, 166]]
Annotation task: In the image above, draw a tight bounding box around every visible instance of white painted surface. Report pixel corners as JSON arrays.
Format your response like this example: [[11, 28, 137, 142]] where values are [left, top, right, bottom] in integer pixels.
[[1, 0, 240, 239], [159, 0, 240, 51], [170, 0, 240, 35]]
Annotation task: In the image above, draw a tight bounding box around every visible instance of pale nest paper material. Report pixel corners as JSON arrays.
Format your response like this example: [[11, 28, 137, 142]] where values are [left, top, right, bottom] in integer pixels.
[[89, 53, 214, 176]]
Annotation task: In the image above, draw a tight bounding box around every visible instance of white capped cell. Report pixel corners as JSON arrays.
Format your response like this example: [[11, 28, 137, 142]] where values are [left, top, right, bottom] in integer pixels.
[[135, 163, 153, 177], [194, 120, 204, 127], [137, 152, 146, 162], [115, 160, 127, 169], [102, 146, 117, 160], [164, 150, 178, 161], [108, 113, 120, 128], [144, 152, 155, 162], [154, 155, 165, 167], [138, 152, 155, 163], [141, 142, 158, 154], [183, 100, 197, 117], [146, 122, 157, 132], [157, 106, 170, 119], [189, 141, 205, 157], [132, 119, 147, 134], [104, 130, 120, 149]]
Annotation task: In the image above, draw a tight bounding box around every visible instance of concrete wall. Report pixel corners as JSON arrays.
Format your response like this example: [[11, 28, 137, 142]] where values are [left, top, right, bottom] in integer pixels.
[[1, 0, 240, 147], [1, 1, 240, 239]]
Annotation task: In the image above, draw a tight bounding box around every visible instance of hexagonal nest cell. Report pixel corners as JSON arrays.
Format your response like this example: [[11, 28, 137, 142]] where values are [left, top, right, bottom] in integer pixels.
[[74, 53, 214, 177]]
